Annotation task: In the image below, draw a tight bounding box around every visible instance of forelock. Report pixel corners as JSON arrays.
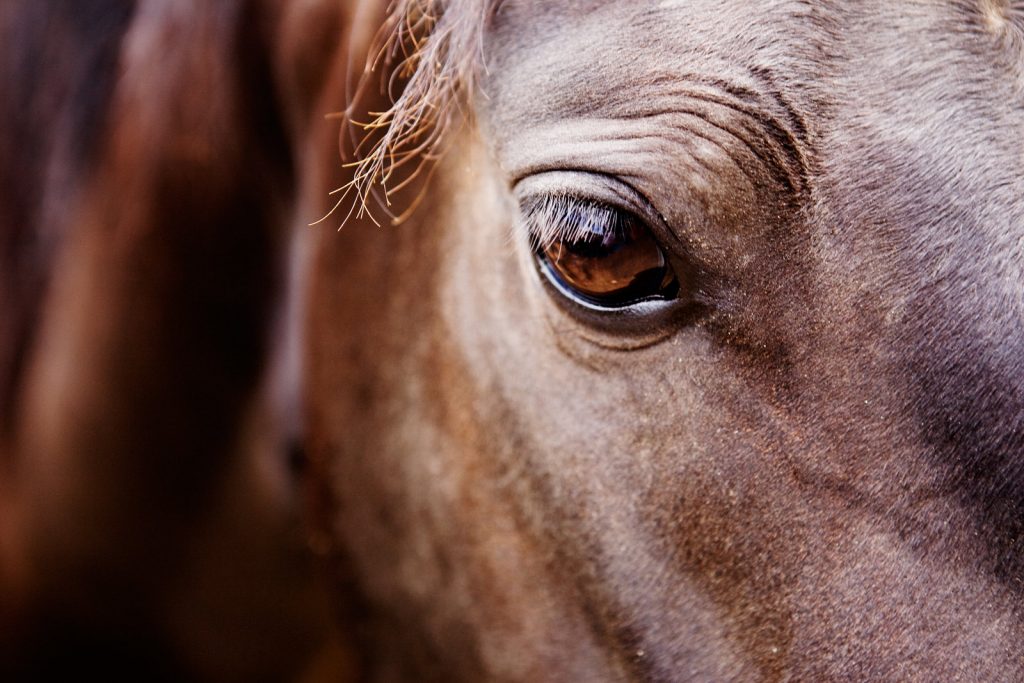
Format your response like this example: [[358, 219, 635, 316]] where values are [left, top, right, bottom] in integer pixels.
[[344, 0, 493, 223]]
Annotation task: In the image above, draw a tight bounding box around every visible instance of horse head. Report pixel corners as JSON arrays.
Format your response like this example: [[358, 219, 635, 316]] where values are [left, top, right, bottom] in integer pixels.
[[310, 0, 1024, 678]]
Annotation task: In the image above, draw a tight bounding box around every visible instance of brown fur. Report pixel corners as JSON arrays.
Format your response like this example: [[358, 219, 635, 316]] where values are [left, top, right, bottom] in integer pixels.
[[0, 1, 363, 678], [311, 0, 1024, 679], [4, 1, 1023, 679]]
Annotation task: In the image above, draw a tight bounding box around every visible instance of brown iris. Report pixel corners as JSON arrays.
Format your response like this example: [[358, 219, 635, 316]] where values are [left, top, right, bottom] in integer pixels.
[[536, 201, 678, 308]]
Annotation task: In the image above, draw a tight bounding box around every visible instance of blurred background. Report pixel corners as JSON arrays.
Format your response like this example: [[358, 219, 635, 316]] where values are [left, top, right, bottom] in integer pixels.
[[0, 1, 371, 679]]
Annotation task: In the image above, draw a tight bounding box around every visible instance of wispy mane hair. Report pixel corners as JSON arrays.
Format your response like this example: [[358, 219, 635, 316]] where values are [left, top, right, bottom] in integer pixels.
[[342, 0, 491, 224]]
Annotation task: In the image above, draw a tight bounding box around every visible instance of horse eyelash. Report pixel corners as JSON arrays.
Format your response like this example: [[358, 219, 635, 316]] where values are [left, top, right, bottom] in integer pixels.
[[521, 195, 624, 251]]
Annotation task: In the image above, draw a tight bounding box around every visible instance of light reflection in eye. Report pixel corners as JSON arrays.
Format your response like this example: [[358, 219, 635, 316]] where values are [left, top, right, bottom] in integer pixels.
[[525, 197, 679, 308]]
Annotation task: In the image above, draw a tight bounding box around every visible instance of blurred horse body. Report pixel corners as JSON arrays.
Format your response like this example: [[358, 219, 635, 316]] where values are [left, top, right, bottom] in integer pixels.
[[0, 1, 365, 678]]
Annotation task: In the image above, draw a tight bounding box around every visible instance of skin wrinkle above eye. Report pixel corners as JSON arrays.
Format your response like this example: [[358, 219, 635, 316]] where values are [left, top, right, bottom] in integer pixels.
[[499, 116, 783, 258], [499, 101, 798, 197], [490, 72, 809, 241], [605, 82, 809, 194]]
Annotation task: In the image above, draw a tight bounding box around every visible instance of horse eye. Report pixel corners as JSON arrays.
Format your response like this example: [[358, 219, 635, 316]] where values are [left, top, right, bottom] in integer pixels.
[[532, 201, 679, 309]]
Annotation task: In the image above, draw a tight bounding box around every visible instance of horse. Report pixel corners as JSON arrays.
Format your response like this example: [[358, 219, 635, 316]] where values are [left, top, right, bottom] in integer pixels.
[[307, 0, 1024, 679], [0, 1, 370, 678]]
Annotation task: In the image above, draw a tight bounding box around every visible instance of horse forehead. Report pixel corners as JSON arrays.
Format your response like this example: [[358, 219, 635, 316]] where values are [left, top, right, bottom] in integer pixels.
[[488, 0, 825, 58], [481, 0, 1019, 173], [485, 1, 995, 88], [482, 0, 832, 132]]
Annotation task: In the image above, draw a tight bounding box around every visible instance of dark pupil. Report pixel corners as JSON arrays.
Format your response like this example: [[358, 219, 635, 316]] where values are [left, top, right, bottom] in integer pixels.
[[539, 207, 678, 307]]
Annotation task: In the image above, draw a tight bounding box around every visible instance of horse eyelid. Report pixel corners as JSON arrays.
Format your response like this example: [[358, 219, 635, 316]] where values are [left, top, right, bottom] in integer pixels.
[[521, 195, 635, 251]]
